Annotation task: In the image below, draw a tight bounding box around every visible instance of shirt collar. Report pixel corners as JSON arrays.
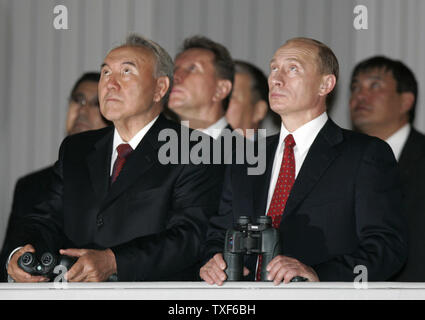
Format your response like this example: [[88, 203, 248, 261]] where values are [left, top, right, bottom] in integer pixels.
[[112, 115, 159, 152], [385, 123, 411, 161], [200, 116, 229, 139], [278, 112, 328, 154]]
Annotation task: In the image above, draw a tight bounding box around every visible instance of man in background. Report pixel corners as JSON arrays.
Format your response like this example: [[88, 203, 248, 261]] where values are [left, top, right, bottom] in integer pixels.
[[226, 60, 272, 140], [0, 72, 110, 281], [66, 72, 111, 135], [349, 56, 425, 281], [167, 35, 234, 139], [10, 72, 111, 220]]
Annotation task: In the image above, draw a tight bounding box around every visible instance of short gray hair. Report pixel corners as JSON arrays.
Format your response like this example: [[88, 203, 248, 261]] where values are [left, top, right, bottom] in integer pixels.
[[117, 34, 174, 105]]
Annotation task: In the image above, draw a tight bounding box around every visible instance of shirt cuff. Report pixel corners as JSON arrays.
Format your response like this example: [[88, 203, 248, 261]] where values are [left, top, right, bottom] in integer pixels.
[[6, 247, 23, 282]]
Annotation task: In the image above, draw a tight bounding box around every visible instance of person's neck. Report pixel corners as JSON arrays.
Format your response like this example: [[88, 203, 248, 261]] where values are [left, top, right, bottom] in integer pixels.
[[227, 117, 258, 137], [239, 124, 259, 139], [358, 120, 409, 141], [280, 107, 325, 133], [177, 104, 224, 130], [114, 111, 160, 142]]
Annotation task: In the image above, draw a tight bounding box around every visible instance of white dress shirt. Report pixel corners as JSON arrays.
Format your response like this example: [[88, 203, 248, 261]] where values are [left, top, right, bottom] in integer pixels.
[[385, 123, 411, 161], [110, 115, 159, 174], [200, 116, 229, 139], [265, 112, 328, 214]]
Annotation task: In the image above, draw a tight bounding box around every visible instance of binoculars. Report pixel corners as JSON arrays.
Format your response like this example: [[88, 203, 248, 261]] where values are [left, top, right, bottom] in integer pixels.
[[223, 215, 307, 282], [18, 251, 118, 281], [17, 251, 76, 280]]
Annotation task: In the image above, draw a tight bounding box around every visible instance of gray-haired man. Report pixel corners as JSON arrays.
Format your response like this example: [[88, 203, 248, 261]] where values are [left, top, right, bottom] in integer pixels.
[[5, 34, 223, 282]]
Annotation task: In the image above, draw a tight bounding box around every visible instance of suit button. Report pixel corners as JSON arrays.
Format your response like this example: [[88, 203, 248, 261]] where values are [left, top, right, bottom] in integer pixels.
[[96, 215, 104, 227]]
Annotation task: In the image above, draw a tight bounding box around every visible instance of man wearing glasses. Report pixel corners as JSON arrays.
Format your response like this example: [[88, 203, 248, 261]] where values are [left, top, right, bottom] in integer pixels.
[[66, 72, 111, 135], [0, 72, 111, 281]]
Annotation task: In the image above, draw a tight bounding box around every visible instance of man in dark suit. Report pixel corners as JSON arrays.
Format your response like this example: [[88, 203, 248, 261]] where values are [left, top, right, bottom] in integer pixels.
[[350, 56, 425, 281], [0, 72, 111, 282], [200, 38, 407, 285], [167, 36, 234, 138], [4, 34, 223, 282]]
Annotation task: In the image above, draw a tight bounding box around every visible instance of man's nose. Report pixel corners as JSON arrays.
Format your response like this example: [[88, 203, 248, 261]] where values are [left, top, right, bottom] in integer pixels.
[[106, 75, 120, 90], [269, 74, 284, 88], [78, 101, 90, 114], [352, 86, 368, 103], [173, 69, 184, 85], [173, 73, 181, 85]]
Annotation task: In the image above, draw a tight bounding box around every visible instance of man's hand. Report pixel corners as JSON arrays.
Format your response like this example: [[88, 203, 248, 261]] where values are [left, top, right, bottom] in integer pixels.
[[266, 255, 319, 285], [7, 244, 49, 282], [199, 253, 249, 285], [59, 248, 117, 282]]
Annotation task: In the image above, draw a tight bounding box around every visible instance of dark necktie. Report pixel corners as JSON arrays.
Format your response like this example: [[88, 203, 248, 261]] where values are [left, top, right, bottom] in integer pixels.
[[111, 143, 133, 184], [256, 134, 296, 281]]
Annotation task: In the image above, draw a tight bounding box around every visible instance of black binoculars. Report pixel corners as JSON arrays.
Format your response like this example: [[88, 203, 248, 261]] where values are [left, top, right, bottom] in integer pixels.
[[17, 251, 77, 280], [18, 251, 118, 281], [223, 215, 307, 282]]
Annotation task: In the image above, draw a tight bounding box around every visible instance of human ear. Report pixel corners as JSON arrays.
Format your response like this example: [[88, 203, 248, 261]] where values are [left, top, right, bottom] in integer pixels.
[[212, 79, 232, 102], [154, 76, 170, 102], [400, 92, 415, 115], [318, 74, 336, 96]]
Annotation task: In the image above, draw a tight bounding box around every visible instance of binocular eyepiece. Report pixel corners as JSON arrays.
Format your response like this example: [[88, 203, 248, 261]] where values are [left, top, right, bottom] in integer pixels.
[[17, 251, 76, 280]]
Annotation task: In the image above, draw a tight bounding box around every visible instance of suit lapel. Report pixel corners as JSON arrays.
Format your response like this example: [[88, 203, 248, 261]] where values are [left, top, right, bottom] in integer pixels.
[[100, 114, 167, 210], [86, 127, 114, 200], [281, 119, 343, 221]]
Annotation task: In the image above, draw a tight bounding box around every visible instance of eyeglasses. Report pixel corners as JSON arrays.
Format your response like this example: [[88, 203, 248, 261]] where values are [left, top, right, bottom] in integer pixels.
[[69, 93, 100, 108]]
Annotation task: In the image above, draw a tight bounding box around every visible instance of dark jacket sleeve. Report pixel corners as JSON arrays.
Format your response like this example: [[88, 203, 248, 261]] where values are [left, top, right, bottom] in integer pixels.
[[0, 167, 54, 281], [313, 138, 408, 281], [2, 138, 68, 258], [202, 164, 234, 264]]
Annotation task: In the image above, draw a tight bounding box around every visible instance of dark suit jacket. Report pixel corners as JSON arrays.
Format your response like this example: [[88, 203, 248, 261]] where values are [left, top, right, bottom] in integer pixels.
[[4, 114, 224, 281], [391, 127, 425, 281], [205, 119, 408, 281], [8, 166, 54, 220], [0, 166, 55, 281]]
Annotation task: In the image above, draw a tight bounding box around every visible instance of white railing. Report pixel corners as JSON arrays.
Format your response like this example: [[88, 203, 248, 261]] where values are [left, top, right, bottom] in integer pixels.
[[1, 282, 425, 300]]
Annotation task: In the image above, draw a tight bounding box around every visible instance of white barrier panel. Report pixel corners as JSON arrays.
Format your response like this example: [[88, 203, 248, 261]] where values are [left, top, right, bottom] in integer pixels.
[[1, 282, 425, 300]]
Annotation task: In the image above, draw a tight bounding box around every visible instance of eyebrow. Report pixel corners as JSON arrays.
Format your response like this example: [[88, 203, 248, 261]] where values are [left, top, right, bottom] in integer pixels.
[[269, 57, 302, 65], [352, 74, 383, 84], [122, 61, 137, 67], [365, 74, 383, 81], [100, 61, 137, 69]]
